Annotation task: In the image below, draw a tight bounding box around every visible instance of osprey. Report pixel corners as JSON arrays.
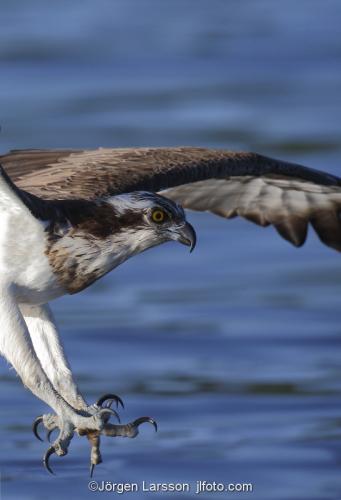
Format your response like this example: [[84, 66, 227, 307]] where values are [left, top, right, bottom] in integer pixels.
[[0, 147, 341, 475]]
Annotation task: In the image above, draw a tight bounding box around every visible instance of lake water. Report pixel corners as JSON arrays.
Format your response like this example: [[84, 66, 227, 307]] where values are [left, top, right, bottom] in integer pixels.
[[0, 1, 341, 499]]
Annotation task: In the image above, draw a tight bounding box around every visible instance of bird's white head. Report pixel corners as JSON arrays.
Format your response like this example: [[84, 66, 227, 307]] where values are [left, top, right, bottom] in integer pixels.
[[107, 191, 196, 257], [45, 191, 196, 295]]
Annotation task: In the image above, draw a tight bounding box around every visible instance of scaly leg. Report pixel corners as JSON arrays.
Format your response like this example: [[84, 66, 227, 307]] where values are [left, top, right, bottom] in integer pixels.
[[0, 288, 118, 473], [20, 303, 87, 410], [20, 303, 156, 475]]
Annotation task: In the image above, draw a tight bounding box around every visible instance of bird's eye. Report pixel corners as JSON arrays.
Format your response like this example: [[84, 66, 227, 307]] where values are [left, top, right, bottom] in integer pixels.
[[151, 209, 166, 223]]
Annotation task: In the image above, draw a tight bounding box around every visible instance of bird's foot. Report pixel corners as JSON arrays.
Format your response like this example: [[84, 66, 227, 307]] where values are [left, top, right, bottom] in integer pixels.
[[81, 417, 157, 477], [32, 393, 157, 475], [32, 394, 124, 442], [33, 413, 60, 443], [83, 393, 157, 476], [33, 405, 119, 474]]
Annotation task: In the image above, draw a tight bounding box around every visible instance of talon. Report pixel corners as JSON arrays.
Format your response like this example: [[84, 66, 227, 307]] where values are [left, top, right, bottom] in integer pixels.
[[90, 463, 95, 477], [103, 400, 117, 409], [96, 393, 124, 409], [98, 408, 121, 423], [43, 446, 56, 475], [32, 416, 44, 442], [47, 427, 57, 443], [133, 417, 158, 432]]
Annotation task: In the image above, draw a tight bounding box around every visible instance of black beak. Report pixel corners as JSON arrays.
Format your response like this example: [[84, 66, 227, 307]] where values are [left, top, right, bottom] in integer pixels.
[[176, 221, 197, 253]]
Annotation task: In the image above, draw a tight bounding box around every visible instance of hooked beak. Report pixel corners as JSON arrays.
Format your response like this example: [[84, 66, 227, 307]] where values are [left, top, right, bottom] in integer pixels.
[[176, 221, 197, 253]]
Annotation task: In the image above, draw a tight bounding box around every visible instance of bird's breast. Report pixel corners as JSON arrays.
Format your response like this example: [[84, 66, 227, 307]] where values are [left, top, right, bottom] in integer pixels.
[[0, 210, 65, 304], [45, 229, 113, 294]]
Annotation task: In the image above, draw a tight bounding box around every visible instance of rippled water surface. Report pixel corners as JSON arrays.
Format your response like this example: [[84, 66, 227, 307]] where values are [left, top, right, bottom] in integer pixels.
[[1, 1, 341, 499]]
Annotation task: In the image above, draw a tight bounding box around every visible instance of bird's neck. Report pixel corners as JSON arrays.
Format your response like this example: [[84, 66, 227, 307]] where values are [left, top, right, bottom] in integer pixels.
[[46, 225, 159, 295]]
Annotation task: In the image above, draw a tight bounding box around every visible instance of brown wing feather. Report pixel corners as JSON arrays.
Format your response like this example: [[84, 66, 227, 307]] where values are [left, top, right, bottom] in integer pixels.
[[1, 147, 339, 199], [162, 177, 341, 251], [0, 149, 80, 180], [1, 147, 341, 252]]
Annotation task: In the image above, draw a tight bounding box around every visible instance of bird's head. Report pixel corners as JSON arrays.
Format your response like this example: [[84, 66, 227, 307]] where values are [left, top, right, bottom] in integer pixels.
[[45, 191, 196, 295], [108, 191, 196, 258]]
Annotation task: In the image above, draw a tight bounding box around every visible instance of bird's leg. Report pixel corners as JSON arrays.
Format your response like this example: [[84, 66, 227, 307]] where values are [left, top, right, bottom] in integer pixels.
[[21, 306, 125, 418], [0, 289, 118, 473], [21, 303, 96, 449], [20, 303, 156, 475], [20, 304, 120, 469], [20, 304, 88, 412]]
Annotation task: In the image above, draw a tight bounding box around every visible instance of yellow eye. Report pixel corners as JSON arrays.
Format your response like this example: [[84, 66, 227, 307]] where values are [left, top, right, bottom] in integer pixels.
[[151, 209, 165, 223]]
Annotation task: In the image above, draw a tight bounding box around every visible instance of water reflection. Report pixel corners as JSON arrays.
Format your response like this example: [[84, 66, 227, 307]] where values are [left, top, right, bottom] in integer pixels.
[[1, 1, 341, 499]]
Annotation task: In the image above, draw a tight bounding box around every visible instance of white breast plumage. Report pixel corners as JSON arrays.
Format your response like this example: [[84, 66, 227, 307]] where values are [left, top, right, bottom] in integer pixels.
[[0, 183, 64, 304]]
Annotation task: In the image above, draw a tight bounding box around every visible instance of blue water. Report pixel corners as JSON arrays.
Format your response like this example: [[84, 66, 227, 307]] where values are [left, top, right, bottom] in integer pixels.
[[1, 1, 341, 499]]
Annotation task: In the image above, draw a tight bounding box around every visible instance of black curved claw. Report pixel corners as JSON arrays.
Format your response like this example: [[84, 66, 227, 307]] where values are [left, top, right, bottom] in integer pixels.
[[43, 446, 56, 475], [98, 408, 121, 423], [133, 417, 158, 432], [96, 393, 124, 409], [90, 463, 95, 478], [32, 416, 44, 442], [47, 427, 57, 443]]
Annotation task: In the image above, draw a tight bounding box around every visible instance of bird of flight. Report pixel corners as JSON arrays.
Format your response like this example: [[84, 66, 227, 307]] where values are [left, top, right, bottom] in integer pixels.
[[0, 147, 340, 476]]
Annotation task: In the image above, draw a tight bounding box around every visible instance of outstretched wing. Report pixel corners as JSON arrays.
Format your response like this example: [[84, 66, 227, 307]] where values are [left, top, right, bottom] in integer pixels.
[[1, 147, 341, 251]]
